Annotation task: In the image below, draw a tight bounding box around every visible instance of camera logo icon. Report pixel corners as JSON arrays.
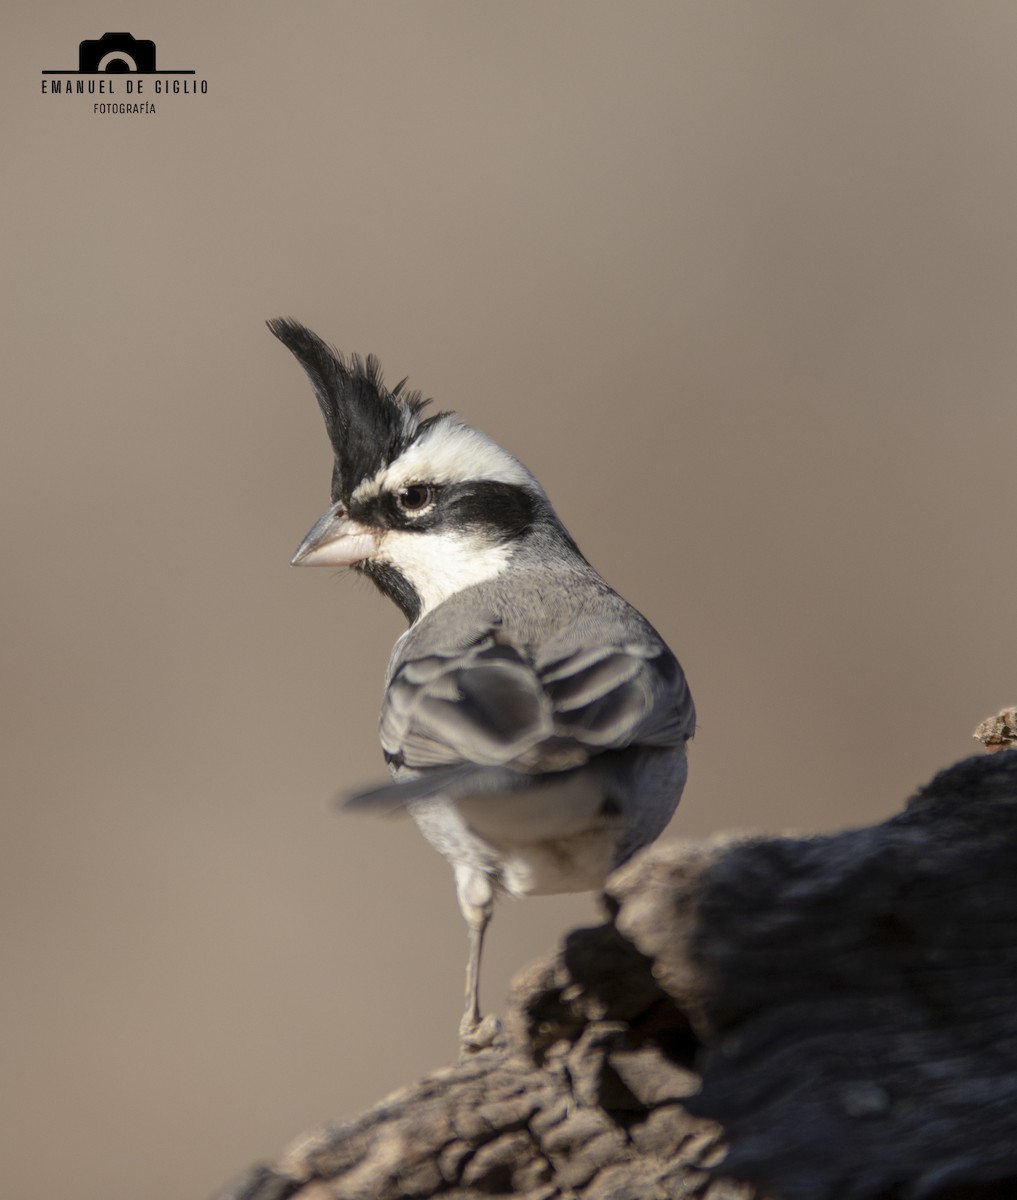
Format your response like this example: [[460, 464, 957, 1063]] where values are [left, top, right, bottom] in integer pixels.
[[78, 32, 156, 73]]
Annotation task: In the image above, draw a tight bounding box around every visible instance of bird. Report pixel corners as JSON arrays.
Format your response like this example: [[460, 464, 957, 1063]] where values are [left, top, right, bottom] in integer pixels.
[[270, 317, 696, 1049]]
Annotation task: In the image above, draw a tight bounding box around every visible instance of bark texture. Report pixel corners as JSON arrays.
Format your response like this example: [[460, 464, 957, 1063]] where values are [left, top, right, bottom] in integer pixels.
[[214, 749, 1017, 1200]]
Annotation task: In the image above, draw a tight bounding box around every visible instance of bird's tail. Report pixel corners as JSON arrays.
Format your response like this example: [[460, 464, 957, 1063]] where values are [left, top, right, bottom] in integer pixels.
[[340, 764, 506, 816]]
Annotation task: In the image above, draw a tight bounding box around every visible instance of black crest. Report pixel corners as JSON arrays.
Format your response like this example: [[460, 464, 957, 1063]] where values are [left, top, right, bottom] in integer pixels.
[[268, 318, 430, 504]]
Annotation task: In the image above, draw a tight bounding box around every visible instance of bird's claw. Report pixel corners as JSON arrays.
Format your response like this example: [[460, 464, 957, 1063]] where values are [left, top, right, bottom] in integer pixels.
[[459, 1012, 502, 1056]]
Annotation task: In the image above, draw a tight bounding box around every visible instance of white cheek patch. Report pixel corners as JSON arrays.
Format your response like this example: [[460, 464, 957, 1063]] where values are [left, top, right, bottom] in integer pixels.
[[376, 529, 512, 616], [352, 416, 542, 503]]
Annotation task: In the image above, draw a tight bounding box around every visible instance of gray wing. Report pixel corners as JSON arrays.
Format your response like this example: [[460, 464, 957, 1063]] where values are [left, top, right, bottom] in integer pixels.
[[347, 625, 693, 810]]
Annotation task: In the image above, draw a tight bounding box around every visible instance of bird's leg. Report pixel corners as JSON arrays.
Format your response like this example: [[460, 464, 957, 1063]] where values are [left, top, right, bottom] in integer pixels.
[[455, 866, 501, 1052], [463, 907, 487, 1030]]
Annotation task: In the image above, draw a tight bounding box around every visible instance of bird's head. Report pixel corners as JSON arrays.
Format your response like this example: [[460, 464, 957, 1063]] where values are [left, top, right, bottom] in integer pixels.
[[270, 319, 577, 623]]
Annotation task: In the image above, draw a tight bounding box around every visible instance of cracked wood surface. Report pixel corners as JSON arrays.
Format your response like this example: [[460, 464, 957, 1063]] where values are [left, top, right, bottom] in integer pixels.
[[214, 749, 1017, 1200]]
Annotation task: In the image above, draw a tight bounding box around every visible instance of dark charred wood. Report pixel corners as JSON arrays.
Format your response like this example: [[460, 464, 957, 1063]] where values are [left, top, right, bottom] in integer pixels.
[[213, 750, 1017, 1200]]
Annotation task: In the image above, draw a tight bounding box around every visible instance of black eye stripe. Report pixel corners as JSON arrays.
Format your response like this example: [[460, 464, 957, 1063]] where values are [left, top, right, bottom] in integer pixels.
[[442, 481, 535, 540], [354, 480, 537, 539]]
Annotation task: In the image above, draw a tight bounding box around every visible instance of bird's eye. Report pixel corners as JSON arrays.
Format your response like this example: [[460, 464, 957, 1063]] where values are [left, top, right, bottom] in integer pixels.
[[397, 484, 432, 512]]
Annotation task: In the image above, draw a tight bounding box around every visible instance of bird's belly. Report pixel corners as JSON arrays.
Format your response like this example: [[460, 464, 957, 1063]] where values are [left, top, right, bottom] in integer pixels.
[[497, 832, 617, 897], [409, 769, 623, 898]]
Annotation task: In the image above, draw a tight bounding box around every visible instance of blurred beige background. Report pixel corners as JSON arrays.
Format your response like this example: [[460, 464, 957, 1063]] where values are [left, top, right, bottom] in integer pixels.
[[3, 3, 1016, 1197]]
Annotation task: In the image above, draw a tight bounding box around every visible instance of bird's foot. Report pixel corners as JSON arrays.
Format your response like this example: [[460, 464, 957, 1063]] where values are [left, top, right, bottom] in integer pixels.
[[458, 1012, 502, 1056]]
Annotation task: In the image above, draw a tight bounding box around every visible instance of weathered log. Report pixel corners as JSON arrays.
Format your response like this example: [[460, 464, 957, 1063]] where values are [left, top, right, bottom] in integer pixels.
[[214, 748, 1017, 1200]]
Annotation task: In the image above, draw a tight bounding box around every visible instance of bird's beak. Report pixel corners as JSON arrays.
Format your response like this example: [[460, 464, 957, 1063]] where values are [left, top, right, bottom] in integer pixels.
[[291, 502, 379, 567]]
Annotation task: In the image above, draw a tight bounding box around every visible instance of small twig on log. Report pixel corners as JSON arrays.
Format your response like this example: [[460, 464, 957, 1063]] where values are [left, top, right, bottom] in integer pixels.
[[973, 706, 1017, 753]]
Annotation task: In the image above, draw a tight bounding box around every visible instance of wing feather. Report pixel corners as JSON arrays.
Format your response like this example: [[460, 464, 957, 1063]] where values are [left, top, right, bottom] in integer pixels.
[[378, 625, 693, 779]]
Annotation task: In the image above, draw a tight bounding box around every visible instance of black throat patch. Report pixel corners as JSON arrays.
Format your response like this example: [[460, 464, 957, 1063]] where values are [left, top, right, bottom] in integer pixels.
[[359, 560, 422, 623]]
